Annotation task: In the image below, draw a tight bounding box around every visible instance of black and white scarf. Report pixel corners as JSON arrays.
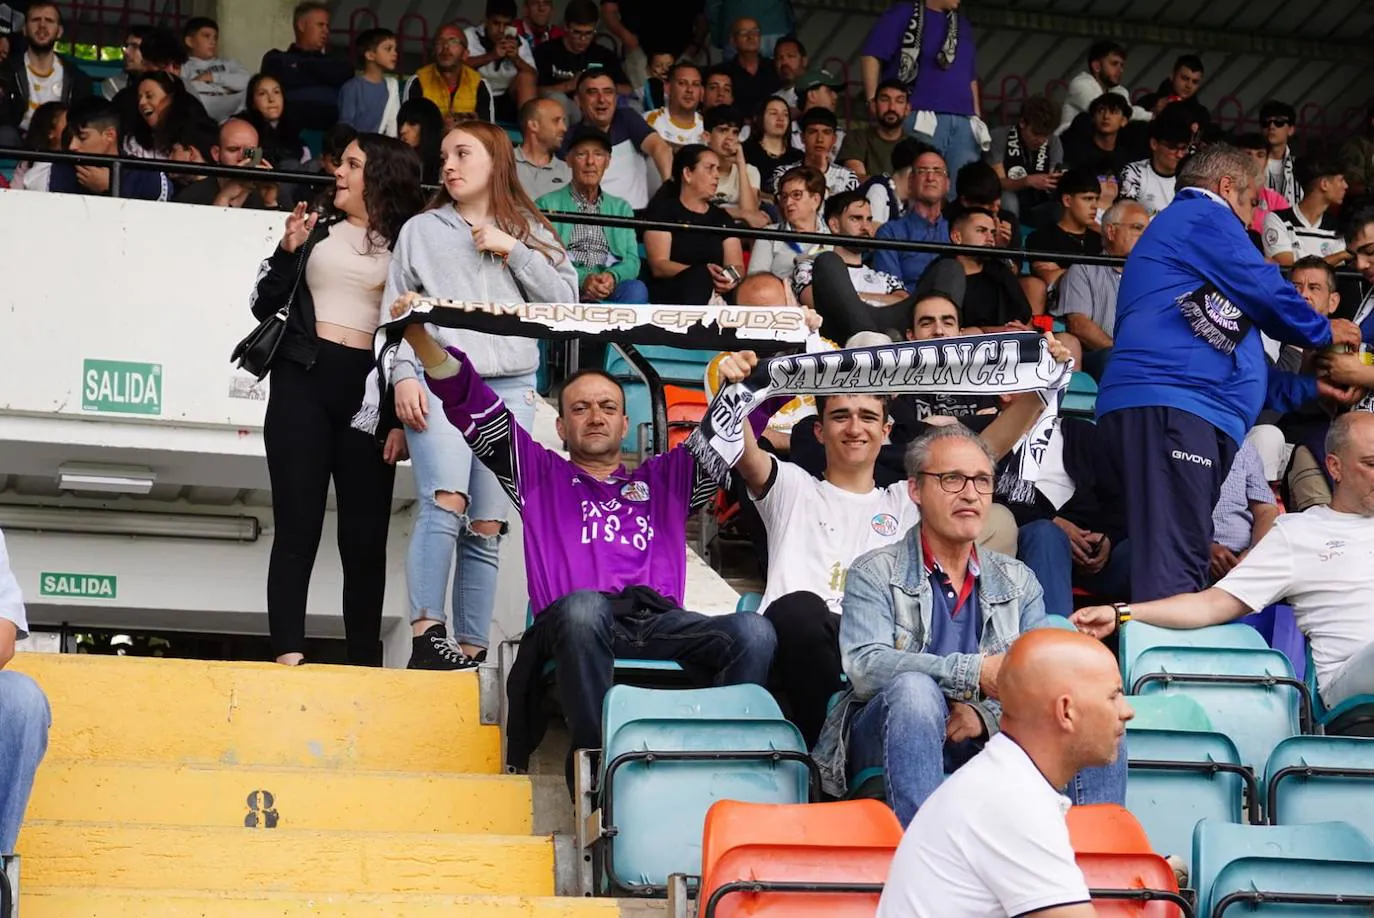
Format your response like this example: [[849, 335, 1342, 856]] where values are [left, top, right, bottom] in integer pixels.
[[1003, 124, 1049, 182], [1268, 147, 1303, 206], [686, 332, 1072, 500], [898, 1, 959, 87], [350, 298, 811, 434]]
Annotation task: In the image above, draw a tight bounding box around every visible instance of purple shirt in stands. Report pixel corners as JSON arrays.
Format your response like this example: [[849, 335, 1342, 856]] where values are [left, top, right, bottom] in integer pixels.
[[425, 348, 718, 614], [859, 3, 977, 116]]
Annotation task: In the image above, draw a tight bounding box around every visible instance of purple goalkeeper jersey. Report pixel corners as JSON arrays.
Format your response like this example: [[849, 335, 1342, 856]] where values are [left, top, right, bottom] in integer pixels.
[[425, 349, 718, 615]]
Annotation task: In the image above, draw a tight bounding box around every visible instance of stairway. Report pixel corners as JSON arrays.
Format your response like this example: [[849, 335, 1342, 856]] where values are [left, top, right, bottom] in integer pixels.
[[9, 653, 618, 917]]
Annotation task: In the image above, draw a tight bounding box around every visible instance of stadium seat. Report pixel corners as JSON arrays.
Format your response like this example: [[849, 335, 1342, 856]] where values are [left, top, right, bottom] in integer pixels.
[[1264, 735, 1374, 837], [604, 345, 716, 454], [694, 799, 901, 918], [1062, 372, 1099, 419], [665, 384, 708, 451], [1192, 820, 1374, 918], [1305, 643, 1374, 737], [1067, 806, 1188, 917], [591, 684, 816, 896], [1044, 614, 1078, 631], [735, 592, 762, 613], [1130, 645, 1309, 777], [1124, 694, 1213, 732], [1126, 728, 1252, 876], [1119, 621, 1268, 687]]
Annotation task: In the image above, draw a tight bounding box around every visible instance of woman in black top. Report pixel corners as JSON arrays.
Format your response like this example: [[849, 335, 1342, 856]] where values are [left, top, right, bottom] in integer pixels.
[[240, 73, 309, 168], [743, 96, 803, 198], [248, 134, 425, 666], [643, 144, 744, 305], [396, 97, 445, 185]]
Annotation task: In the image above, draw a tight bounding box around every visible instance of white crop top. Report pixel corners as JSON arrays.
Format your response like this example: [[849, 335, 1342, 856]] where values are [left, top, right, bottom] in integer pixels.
[[306, 220, 391, 335]]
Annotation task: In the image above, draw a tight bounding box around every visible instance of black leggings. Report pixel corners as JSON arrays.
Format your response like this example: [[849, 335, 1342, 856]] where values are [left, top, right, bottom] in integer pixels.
[[264, 341, 395, 665], [763, 591, 843, 748], [810, 251, 918, 343]]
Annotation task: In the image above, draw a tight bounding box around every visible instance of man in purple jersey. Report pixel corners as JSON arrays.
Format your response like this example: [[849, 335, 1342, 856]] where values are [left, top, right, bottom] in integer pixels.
[[395, 313, 776, 773]]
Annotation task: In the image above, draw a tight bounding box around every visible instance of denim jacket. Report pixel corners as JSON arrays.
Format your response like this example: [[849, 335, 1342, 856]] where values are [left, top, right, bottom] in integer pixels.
[[813, 525, 1047, 797]]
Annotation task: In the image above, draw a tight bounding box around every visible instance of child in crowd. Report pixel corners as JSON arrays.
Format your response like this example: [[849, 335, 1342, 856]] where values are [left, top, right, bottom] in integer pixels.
[[338, 28, 402, 136], [641, 51, 674, 110], [180, 16, 249, 123]]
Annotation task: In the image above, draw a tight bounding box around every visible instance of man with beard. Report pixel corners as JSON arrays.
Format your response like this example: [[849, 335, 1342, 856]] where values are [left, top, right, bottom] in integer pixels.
[[838, 78, 909, 181], [793, 191, 909, 339], [0, 2, 90, 147]]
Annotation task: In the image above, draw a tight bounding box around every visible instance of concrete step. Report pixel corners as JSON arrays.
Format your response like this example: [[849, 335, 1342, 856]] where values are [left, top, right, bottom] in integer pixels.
[[9, 653, 500, 774], [17, 822, 554, 896], [28, 760, 532, 834], [21, 888, 622, 916]]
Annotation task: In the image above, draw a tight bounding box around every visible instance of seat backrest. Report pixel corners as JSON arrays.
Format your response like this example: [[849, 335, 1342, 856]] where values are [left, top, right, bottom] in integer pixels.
[[1192, 821, 1374, 918], [1265, 735, 1374, 839], [1125, 728, 1246, 876], [1120, 621, 1268, 686], [700, 800, 902, 918], [1075, 853, 1183, 918], [1130, 646, 1302, 776], [605, 345, 717, 384], [1207, 856, 1374, 917], [664, 385, 708, 451], [1067, 804, 1155, 855], [599, 686, 809, 893], [1124, 694, 1213, 732]]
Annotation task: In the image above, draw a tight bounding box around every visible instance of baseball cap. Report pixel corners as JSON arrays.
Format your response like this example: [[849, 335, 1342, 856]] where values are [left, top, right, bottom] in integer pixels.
[[565, 123, 613, 152], [796, 68, 843, 94]]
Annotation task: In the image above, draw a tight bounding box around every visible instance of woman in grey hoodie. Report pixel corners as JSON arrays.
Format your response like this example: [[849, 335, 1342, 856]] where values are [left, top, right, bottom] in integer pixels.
[[387, 120, 579, 670]]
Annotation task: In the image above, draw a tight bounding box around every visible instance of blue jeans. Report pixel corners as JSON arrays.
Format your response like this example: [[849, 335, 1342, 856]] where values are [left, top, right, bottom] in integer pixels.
[[907, 113, 980, 201], [604, 278, 649, 304], [846, 671, 1126, 827], [0, 671, 50, 852], [403, 371, 538, 648], [1017, 519, 1132, 618], [547, 590, 777, 757]]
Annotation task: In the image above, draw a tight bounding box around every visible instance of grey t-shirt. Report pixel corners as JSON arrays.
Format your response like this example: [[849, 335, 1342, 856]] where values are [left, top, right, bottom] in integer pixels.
[[0, 530, 28, 640], [986, 125, 1064, 176], [514, 147, 571, 203], [1056, 263, 1121, 337]]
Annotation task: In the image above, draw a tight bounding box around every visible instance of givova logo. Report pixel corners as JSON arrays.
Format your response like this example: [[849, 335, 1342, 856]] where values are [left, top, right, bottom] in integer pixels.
[[1171, 449, 1213, 467]]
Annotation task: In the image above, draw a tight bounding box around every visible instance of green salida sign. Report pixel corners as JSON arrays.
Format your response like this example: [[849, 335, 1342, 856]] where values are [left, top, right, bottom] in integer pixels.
[[39, 572, 117, 600], [82, 359, 162, 415]]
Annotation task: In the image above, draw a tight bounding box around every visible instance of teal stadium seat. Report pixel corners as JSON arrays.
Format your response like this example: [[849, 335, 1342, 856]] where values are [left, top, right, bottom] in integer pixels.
[[596, 684, 815, 895], [735, 593, 762, 613], [1061, 372, 1098, 419], [1126, 728, 1251, 875], [1124, 694, 1214, 732], [1305, 642, 1374, 737], [1192, 819, 1374, 918], [1131, 645, 1308, 778], [1264, 735, 1374, 838], [1043, 614, 1078, 631], [604, 346, 716, 454], [1120, 621, 1268, 686]]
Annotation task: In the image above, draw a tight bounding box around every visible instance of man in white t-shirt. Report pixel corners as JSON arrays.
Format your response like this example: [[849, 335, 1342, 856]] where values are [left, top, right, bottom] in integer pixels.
[[703, 105, 766, 227], [879, 628, 1131, 918], [722, 335, 1064, 745], [1117, 112, 1191, 218], [1073, 411, 1374, 709], [463, 0, 538, 124], [645, 62, 704, 148], [792, 191, 907, 311], [1261, 151, 1351, 268], [0, 528, 52, 854]]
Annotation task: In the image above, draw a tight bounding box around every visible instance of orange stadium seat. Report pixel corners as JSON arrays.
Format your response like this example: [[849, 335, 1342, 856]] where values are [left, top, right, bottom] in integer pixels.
[[697, 799, 902, 918], [1067, 805, 1188, 917], [665, 384, 709, 451]]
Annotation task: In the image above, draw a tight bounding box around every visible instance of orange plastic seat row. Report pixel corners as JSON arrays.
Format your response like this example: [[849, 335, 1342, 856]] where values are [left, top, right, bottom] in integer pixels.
[[698, 799, 901, 917], [1068, 805, 1190, 918]]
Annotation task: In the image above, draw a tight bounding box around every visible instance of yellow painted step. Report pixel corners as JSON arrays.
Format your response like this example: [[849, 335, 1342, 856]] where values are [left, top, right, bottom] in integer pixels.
[[29, 760, 532, 834], [23, 889, 621, 917], [10, 654, 501, 774], [18, 822, 554, 896]]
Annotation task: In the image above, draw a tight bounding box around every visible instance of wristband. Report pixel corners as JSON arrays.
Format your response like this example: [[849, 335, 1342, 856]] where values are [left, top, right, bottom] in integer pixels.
[[1111, 602, 1132, 626]]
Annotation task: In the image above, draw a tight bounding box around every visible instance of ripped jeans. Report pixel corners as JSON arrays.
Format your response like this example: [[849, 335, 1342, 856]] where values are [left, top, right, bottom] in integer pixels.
[[403, 371, 538, 648]]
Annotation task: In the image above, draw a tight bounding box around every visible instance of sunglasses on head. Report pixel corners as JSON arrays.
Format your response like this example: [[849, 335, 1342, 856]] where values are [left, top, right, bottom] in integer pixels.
[[1263, 117, 1291, 128]]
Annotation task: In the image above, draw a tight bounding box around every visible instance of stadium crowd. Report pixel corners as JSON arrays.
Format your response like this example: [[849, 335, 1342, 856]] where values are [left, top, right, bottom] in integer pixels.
[[3, 0, 1374, 911]]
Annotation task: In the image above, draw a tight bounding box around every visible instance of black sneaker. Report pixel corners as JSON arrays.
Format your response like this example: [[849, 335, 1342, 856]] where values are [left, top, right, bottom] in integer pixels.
[[407, 624, 485, 671]]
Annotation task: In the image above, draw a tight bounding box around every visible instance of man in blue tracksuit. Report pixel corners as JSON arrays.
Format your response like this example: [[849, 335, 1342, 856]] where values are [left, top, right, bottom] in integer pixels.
[[1098, 145, 1361, 602]]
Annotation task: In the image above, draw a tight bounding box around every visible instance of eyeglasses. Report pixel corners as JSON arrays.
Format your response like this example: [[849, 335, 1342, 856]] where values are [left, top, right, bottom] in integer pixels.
[[1263, 118, 1291, 128], [914, 166, 948, 177], [918, 471, 995, 494], [434, 37, 465, 48], [778, 189, 811, 202], [734, 28, 761, 37]]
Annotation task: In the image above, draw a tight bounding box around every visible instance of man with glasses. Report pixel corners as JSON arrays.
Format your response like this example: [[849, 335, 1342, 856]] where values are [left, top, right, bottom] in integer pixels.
[[533, 0, 630, 122], [1097, 145, 1360, 603], [405, 24, 494, 125], [808, 425, 1125, 827], [1260, 100, 1301, 207], [1117, 109, 1192, 217], [721, 17, 779, 115], [873, 144, 951, 290]]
